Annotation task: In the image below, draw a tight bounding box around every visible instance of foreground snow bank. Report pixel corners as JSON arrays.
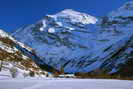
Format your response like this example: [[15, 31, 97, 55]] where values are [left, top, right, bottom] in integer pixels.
[[0, 78, 133, 89]]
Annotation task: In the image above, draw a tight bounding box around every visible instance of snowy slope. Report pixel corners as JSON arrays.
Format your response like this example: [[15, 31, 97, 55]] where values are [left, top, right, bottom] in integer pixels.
[[95, 1, 133, 74], [0, 29, 52, 78], [12, 1, 133, 74]]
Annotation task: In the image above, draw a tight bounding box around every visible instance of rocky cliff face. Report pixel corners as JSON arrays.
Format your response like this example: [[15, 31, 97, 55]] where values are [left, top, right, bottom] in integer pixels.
[[12, 1, 133, 74]]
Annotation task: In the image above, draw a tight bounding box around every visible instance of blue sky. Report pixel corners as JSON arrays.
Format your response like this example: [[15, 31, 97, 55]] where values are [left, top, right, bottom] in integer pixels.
[[0, 0, 132, 33]]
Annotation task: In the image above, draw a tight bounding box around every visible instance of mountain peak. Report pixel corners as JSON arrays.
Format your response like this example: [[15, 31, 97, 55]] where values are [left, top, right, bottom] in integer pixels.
[[109, 1, 133, 17], [57, 9, 85, 17], [120, 1, 133, 10], [48, 9, 98, 24], [60, 9, 79, 14]]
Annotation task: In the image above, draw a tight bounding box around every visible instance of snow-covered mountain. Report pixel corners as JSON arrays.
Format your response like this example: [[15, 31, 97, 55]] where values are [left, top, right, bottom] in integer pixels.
[[12, 9, 98, 72], [12, 1, 133, 75], [0, 29, 54, 78]]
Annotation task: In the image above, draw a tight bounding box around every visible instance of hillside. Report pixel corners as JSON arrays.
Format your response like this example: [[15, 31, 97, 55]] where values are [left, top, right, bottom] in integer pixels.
[[0, 29, 53, 78]]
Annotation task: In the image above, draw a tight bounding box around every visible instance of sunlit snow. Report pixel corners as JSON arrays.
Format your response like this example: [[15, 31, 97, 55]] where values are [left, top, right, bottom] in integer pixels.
[[40, 27, 44, 31], [55, 9, 98, 24], [48, 28, 55, 33]]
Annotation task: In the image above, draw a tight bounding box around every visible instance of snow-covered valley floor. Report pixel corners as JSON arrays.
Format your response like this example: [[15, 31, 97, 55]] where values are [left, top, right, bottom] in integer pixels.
[[0, 78, 133, 89]]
